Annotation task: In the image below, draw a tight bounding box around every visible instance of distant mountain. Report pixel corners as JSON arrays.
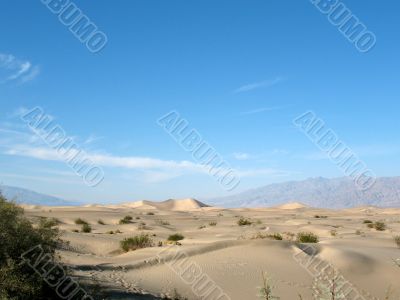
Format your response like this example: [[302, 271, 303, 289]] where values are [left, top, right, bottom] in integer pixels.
[[207, 177, 400, 209], [0, 185, 80, 206]]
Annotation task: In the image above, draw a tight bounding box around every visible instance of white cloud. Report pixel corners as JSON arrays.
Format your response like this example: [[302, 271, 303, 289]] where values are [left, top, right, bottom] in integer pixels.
[[233, 152, 251, 160], [0, 53, 40, 84], [234, 77, 284, 93], [240, 106, 285, 115]]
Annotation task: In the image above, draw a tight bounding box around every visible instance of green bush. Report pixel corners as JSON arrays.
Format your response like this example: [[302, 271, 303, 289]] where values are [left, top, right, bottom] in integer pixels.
[[75, 218, 88, 225], [237, 217, 252, 226], [119, 215, 133, 224], [296, 232, 319, 243], [39, 217, 61, 228], [120, 234, 154, 252], [81, 223, 92, 233], [167, 233, 185, 242], [0, 194, 62, 299], [374, 221, 386, 231]]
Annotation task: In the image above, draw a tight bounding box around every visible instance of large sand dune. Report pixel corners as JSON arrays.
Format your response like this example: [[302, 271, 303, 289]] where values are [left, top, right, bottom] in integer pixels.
[[24, 199, 400, 299]]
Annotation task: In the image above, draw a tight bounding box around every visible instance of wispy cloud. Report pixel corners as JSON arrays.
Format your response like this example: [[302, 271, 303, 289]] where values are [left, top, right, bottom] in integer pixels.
[[0, 53, 40, 84], [234, 77, 284, 94], [240, 106, 286, 115], [233, 152, 251, 160]]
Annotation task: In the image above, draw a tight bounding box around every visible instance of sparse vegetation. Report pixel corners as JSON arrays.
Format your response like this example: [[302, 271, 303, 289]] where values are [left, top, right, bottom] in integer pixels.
[[81, 223, 92, 233], [209, 221, 217, 226], [267, 233, 283, 241], [75, 218, 89, 225], [330, 229, 337, 237], [198, 225, 206, 229], [167, 233, 185, 242], [314, 215, 328, 219], [394, 235, 400, 248], [147, 212, 155, 215], [363, 219, 373, 224], [155, 219, 170, 226], [120, 234, 154, 252], [138, 222, 151, 230], [97, 219, 106, 225], [237, 217, 252, 226], [296, 232, 319, 243], [39, 217, 61, 228], [119, 215, 133, 224], [374, 221, 386, 231], [259, 271, 279, 299]]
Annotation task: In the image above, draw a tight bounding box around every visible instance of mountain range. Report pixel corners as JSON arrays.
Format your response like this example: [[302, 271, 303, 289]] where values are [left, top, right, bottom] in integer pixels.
[[207, 177, 400, 208]]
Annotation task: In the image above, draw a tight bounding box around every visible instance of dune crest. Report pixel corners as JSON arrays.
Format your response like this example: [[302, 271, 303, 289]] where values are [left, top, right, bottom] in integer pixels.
[[276, 202, 308, 209], [122, 198, 210, 211]]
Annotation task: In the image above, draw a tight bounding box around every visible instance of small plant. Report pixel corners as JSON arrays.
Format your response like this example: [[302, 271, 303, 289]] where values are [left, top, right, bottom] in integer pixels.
[[39, 217, 60, 228], [147, 212, 155, 215], [72, 229, 79, 233], [75, 218, 88, 225], [314, 215, 328, 219], [363, 219, 373, 224], [283, 232, 295, 241], [198, 225, 206, 229], [296, 232, 319, 243], [330, 230, 337, 237], [374, 221, 386, 231], [97, 219, 106, 225], [136, 216, 141, 219], [155, 219, 170, 226], [120, 234, 154, 252], [394, 235, 400, 248], [259, 271, 280, 299], [355, 230, 362, 235], [158, 241, 163, 247], [81, 223, 92, 233], [209, 221, 217, 226], [367, 223, 374, 229], [106, 230, 114, 234], [267, 233, 283, 241], [167, 233, 185, 242], [237, 217, 252, 226], [119, 215, 133, 224], [138, 222, 151, 230]]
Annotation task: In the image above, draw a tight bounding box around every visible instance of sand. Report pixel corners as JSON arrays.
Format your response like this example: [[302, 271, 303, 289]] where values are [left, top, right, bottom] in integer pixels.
[[23, 200, 400, 300]]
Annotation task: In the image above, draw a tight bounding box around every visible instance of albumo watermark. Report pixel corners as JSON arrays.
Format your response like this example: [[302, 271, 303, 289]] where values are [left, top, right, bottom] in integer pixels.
[[310, 0, 376, 53], [21, 245, 93, 300], [41, 0, 108, 53], [21, 107, 104, 187], [293, 111, 376, 191], [158, 111, 240, 191]]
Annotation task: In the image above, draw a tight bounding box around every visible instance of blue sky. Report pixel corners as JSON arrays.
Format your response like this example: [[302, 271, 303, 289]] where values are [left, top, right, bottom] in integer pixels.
[[0, 0, 399, 203]]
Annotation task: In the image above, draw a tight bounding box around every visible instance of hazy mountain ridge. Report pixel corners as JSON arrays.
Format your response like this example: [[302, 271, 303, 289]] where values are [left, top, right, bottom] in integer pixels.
[[208, 177, 400, 209], [0, 185, 80, 206]]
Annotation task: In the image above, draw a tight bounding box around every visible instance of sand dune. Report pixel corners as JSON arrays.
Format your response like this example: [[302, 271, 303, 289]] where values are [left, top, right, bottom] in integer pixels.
[[24, 202, 400, 299]]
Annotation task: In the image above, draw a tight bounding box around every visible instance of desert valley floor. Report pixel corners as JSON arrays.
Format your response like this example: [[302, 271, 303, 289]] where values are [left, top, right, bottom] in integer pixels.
[[23, 199, 400, 300]]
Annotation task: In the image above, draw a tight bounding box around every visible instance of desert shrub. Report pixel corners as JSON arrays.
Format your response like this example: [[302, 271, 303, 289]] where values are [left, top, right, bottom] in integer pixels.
[[155, 219, 170, 226], [296, 232, 319, 243], [167, 233, 185, 242], [367, 223, 374, 228], [330, 230, 337, 237], [147, 212, 155, 215], [97, 219, 106, 225], [209, 221, 217, 226], [355, 230, 362, 235], [283, 232, 295, 241], [198, 225, 206, 229], [72, 229, 79, 233], [0, 194, 63, 299], [120, 234, 153, 252], [106, 230, 114, 234], [237, 217, 252, 226], [39, 217, 61, 228], [267, 233, 283, 241], [75, 218, 88, 225], [81, 223, 92, 233], [119, 215, 133, 224], [259, 271, 279, 300], [374, 221, 386, 231], [394, 236, 400, 248], [314, 215, 328, 219], [363, 220, 373, 224]]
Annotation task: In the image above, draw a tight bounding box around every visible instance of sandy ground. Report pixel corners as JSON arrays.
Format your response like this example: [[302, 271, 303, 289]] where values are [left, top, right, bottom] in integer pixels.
[[23, 199, 400, 300]]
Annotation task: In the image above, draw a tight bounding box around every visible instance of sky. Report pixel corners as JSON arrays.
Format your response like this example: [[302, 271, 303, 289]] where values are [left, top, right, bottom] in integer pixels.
[[0, 0, 399, 203]]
